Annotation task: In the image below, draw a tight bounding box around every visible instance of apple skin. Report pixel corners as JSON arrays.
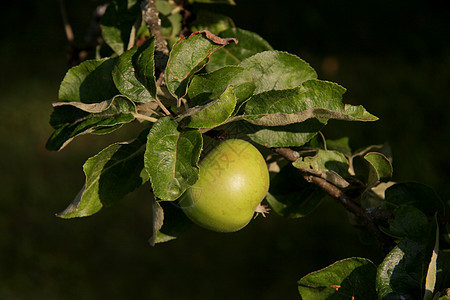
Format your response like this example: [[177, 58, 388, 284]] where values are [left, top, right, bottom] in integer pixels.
[[179, 139, 270, 232]]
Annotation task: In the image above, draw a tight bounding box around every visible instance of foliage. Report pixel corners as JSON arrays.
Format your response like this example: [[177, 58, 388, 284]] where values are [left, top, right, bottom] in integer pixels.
[[47, 0, 449, 298]]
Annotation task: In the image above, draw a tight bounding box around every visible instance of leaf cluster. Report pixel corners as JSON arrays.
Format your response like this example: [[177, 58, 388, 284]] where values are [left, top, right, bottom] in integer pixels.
[[47, 1, 449, 298]]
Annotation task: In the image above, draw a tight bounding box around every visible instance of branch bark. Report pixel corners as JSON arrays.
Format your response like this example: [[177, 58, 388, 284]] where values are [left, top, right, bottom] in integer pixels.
[[274, 147, 393, 254], [141, 0, 169, 56]]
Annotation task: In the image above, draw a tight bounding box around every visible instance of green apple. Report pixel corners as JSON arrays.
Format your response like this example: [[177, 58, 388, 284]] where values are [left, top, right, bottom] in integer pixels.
[[179, 139, 270, 232]]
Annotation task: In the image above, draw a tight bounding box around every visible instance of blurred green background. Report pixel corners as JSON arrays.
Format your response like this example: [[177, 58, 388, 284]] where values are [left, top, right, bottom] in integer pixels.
[[1, 0, 448, 299]]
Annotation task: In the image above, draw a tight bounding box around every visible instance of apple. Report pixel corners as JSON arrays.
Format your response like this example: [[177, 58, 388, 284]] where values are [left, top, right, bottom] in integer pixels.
[[179, 139, 270, 232]]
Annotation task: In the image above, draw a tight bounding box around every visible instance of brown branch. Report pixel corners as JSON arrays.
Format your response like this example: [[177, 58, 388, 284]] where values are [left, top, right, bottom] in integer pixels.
[[141, 0, 169, 56], [274, 147, 393, 254], [140, 0, 176, 120]]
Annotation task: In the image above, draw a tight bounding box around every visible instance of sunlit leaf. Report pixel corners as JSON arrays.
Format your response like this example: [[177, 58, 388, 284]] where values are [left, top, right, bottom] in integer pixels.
[[112, 46, 155, 103], [244, 80, 378, 126], [181, 85, 236, 128], [165, 32, 237, 98], [144, 117, 203, 200], [242, 119, 326, 148], [239, 50, 317, 94], [424, 220, 439, 300], [364, 152, 393, 186], [188, 66, 255, 115], [293, 149, 350, 188], [206, 28, 273, 72], [298, 257, 377, 299]]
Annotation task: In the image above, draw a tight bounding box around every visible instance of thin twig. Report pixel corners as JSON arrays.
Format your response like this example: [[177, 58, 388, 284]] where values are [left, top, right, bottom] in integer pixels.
[[274, 147, 393, 253], [133, 113, 159, 122], [318, 131, 327, 151], [59, 0, 74, 44]]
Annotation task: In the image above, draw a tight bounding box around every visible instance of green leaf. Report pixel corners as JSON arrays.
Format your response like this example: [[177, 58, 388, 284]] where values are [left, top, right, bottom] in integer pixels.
[[205, 28, 273, 72], [161, 13, 183, 42], [57, 131, 149, 218], [388, 206, 430, 241], [149, 200, 192, 246], [244, 80, 378, 127], [298, 257, 377, 299], [144, 117, 203, 200], [112, 45, 155, 103], [239, 50, 317, 94], [384, 182, 445, 216], [188, 66, 255, 115], [133, 37, 157, 98], [360, 182, 396, 211], [165, 32, 237, 98], [50, 99, 119, 114], [424, 220, 439, 300], [157, 0, 182, 41], [181, 85, 236, 128], [293, 149, 350, 188], [376, 242, 426, 299], [58, 58, 119, 103], [377, 217, 438, 299], [242, 118, 326, 148], [46, 96, 136, 151], [326, 137, 353, 157], [364, 152, 393, 186], [150, 198, 164, 246], [101, 0, 141, 55], [190, 10, 235, 35], [343, 104, 380, 121], [266, 165, 326, 218]]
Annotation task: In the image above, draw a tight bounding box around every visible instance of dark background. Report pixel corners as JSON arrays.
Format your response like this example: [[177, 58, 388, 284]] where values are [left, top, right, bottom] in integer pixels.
[[1, 0, 449, 298]]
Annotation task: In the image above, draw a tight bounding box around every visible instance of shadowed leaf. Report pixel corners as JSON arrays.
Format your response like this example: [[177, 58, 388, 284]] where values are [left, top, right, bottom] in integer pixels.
[[266, 165, 326, 218], [59, 58, 119, 103], [101, 0, 141, 55], [57, 130, 149, 218], [46, 96, 136, 151], [150, 200, 192, 246]]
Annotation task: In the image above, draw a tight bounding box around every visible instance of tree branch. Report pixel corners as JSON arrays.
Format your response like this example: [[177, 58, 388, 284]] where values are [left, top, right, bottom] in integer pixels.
[[274, 147, 393, 254], [141, 0, 169, 56]]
